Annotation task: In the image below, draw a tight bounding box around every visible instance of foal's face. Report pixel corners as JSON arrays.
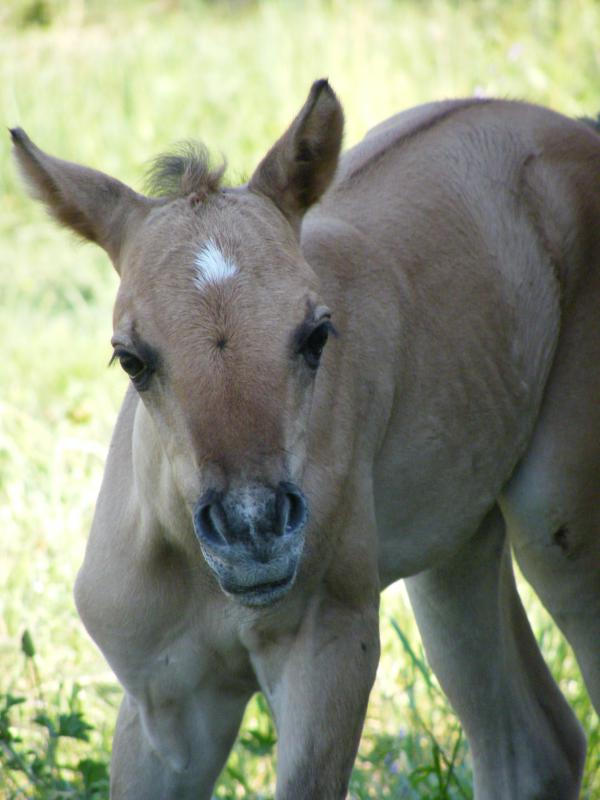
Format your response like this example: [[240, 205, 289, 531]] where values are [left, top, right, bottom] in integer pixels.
[[12, 78, 343, 607], [113, 191, 333, 605]]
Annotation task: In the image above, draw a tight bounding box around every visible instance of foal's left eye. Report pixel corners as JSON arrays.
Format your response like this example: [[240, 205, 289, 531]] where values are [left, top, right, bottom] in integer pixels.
[[300, 322, 334, 370]]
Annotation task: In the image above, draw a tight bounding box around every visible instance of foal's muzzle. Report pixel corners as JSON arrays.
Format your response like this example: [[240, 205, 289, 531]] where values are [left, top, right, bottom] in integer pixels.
[[193, 482, 308, 607]]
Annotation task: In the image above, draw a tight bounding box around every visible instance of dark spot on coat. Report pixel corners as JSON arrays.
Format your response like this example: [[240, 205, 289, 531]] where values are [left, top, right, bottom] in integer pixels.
[[553, 525, 570, 554]]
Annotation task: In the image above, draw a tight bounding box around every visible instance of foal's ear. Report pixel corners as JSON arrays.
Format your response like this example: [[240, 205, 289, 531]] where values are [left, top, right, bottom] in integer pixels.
[[10, 128, 153, 270], [249, 79, 344, 230]]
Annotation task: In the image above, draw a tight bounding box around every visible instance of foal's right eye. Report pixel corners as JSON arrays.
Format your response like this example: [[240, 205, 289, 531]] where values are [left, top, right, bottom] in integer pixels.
[[111, 349, 152, 389], [119, 353, 145, 378]]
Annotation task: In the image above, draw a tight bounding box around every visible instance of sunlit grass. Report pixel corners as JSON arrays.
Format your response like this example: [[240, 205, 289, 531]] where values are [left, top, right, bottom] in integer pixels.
[[1, 0, 599, 797]]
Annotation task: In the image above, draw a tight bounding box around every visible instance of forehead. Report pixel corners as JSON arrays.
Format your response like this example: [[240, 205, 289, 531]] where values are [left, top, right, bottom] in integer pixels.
[[124, 190, 308, 288], [114, 189, 320, 338]]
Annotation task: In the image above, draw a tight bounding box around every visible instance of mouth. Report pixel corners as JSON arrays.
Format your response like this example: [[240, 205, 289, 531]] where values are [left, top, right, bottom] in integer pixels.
[[222, 570, 296, 607]]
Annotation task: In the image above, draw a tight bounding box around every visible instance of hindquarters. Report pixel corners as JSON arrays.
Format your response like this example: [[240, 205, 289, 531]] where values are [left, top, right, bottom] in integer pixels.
[[500, 263, 600, 713], [500, 125, 600, 713]]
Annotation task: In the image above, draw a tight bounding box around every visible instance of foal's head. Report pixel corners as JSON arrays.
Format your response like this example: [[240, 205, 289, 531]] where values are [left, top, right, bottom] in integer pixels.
[[12, 80, 343, 607]]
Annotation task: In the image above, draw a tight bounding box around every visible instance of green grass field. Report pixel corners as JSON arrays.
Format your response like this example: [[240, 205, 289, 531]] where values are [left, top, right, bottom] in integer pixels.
[[1, 0, 599, 797]]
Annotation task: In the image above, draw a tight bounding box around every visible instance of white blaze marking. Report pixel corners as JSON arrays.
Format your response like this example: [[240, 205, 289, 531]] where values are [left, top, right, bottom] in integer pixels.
[[193, 240, 237, 289]]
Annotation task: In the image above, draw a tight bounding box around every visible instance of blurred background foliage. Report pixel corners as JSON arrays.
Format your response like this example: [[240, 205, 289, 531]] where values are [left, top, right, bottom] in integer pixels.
[[1, 0, 599, 797]]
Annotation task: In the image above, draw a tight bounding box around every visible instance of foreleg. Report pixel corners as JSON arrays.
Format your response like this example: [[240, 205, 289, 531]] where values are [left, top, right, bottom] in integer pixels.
[[110, 683, 251, 799], [255, 595, 380, 799]]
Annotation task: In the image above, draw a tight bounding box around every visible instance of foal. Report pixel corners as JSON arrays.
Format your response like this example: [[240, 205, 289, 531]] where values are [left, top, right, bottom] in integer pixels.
[[12, 80, 600, 799]]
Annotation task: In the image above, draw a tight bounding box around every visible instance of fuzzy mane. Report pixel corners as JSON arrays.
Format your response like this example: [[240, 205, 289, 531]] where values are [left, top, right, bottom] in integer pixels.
[[145, 141, 226, 198]]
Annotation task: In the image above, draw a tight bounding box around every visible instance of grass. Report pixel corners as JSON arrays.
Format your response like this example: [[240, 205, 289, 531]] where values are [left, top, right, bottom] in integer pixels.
[[1, 0, 599, 796]]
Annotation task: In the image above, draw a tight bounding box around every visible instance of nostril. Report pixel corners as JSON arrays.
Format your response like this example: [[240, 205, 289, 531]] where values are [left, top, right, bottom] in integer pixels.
[[286, 491, 305, 534], [277, 482, 308, 537], [193, 492, 228, 547], [199, 505, 219, 544]]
